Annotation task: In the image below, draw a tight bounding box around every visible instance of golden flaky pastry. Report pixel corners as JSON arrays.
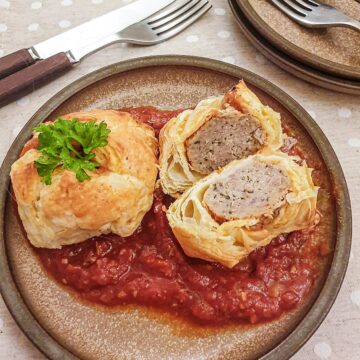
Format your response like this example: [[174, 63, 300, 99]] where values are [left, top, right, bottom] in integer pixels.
[[11, 110, 158, 249], [159, 80, 283, 197], [167, 152, 318, 268]]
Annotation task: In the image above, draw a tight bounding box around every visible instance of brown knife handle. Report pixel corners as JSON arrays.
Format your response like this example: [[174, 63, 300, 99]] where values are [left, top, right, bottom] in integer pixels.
[[0, 53, 72, 107], [0, 48, 36, 80]]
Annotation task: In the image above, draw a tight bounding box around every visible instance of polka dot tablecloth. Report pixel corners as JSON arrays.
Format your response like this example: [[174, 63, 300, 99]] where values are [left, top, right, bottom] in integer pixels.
[[0, 0, 359, 359]]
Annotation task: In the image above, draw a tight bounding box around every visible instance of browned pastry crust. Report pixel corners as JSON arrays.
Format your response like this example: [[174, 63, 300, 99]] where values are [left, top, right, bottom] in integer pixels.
[[11, 110, 158, 249]]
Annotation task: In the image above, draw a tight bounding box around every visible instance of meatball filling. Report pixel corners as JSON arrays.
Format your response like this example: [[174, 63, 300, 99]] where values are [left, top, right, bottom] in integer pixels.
[[185, 108, 266, 175], [203, 160, 290, 222]]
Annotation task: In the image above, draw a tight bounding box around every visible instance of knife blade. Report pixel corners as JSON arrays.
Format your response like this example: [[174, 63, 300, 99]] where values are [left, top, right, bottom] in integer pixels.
[[30, 0, 174, 60]]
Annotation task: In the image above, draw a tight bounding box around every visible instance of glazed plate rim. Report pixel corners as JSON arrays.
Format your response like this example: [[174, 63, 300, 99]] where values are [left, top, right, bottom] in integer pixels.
[[228, 0, 360, 95], [0, 55, 352, 360], [236, 0, 360, 81]]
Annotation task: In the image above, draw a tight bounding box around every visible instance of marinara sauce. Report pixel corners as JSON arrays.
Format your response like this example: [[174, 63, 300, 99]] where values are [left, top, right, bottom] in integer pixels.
[[35, 107, 326, 325]]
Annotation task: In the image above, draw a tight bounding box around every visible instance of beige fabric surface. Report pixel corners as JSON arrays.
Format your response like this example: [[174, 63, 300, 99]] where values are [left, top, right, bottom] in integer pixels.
[[0, 0, 359, 359]]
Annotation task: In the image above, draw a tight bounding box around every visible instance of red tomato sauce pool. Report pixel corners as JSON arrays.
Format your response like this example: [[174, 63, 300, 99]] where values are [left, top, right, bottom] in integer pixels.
[[35, 107, 325, 325]]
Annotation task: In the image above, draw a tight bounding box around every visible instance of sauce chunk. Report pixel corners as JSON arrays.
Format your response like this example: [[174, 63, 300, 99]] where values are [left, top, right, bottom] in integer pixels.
[[35, 107, 324, 325]]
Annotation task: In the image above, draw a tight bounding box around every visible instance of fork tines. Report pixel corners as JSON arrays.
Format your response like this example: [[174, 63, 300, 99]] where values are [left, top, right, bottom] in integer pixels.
[[270, 0, 360, 32], [272, 0, 322, 20], [147, 0, 212, 36]]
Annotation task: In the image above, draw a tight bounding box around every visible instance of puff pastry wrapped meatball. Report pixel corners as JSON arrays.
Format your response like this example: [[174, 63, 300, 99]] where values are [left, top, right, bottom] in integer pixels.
[[167, 152, 318, 268], [160, 80, 283, 197], [11, 110, 158, 249]]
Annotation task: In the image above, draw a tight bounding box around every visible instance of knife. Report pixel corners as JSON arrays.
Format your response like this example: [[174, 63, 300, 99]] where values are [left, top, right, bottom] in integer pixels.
[[0, 0, 174, 105]]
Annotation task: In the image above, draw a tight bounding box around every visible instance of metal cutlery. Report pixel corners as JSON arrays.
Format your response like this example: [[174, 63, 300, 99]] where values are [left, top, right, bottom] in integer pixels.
[[271, 0, 360, 32], [0, 0, 211, 107], [69, 0, 212, 62], [0, 0, 174, 80]]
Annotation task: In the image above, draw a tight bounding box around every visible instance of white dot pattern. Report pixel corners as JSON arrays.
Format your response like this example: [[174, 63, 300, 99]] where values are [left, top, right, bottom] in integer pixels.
[[0, 0, 10, 9], [61, 0, 73, 6], [337, 107, 352, 119], [31, 1, 42, 9], [186, 35, 199, 43], [16, 97, 30, 106], [28, 23, 39, 31], [12, 126, 22, 137], [314, 342, 332, 359], [58, 19, 71, 28], [0, 1, 359, 359], [214, 8, 226, 16], [308, 110, 317, 119], [222, 56, 235, 64], [348, 138, 360, 147], [351, 290, 360, 307], [217, 30, 230, 39]]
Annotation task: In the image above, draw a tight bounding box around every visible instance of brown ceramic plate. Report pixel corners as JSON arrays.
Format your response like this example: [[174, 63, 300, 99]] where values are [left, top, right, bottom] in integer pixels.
[[229, 0, 360, 95], [0, 56, 351, 360], [237, 0, 360, 81]]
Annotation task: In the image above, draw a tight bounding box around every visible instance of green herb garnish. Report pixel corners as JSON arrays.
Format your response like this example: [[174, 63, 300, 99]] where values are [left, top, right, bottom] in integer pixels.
[[34, 118, 110, 185]]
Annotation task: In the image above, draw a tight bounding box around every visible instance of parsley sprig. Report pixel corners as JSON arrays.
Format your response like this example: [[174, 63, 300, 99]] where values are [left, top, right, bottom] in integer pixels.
[[34, 118, 110, 185]]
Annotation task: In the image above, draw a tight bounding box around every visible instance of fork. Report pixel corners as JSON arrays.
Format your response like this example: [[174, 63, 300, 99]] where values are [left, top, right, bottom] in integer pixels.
[[0, 0, 212, 107], [271, 0, 360, 32], [70, 0, 212, 61]]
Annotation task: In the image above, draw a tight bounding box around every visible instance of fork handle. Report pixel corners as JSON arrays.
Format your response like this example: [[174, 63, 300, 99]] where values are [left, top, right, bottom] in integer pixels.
[[343, 19, 360, 33]]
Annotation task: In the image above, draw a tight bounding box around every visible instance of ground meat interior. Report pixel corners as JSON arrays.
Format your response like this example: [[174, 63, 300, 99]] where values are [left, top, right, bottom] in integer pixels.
[[204, 160, 290, 221], [36, 189, 318, 326], [32, 107, 325, 327], [185, 108, 266, 174]]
